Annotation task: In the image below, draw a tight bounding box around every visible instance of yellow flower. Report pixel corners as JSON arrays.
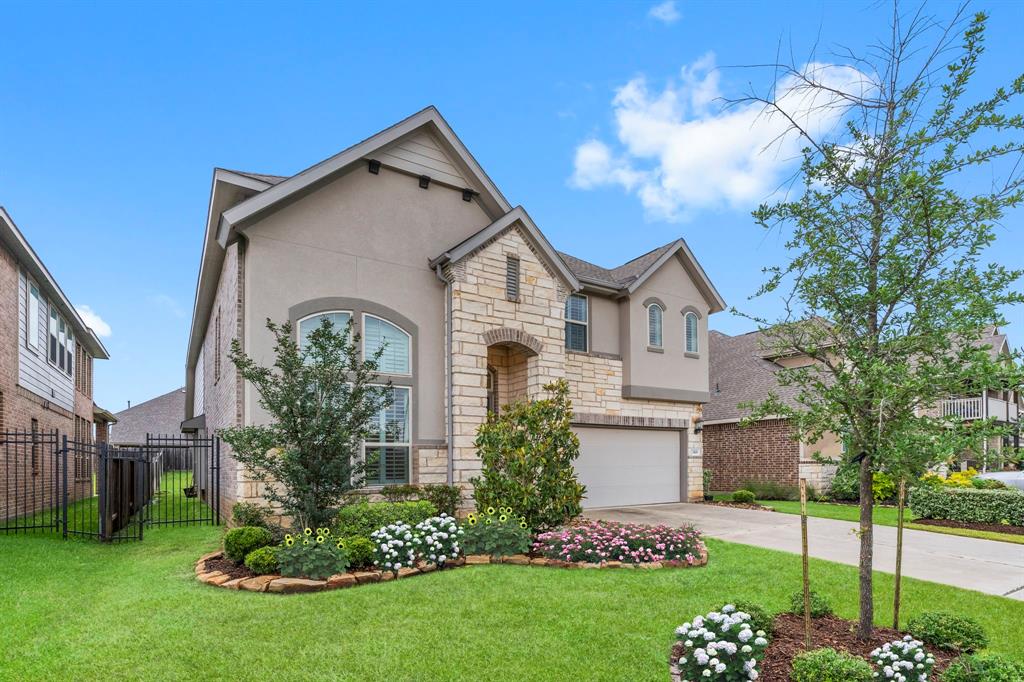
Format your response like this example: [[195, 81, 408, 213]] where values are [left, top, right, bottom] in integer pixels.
[[303, 528, 313, 536], [501, 506, 511, 515], [336, 540, 344, 549], [285, 537, 295, 547], [467, 517, 477, 526], [285, 534, 293, 543], [316, 535, 325, 544], [485, 518, 492, 525], [486, 507, 496, 515], [519, 521, 528, 529], [321, 528, 331, 536], [303, 539, 310, 546], [499, 515, 508, 523]]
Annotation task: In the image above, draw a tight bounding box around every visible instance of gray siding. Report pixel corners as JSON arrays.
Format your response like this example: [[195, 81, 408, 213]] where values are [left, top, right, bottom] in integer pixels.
[[376, 130, 469, 188], [17, 269, 74, 411]]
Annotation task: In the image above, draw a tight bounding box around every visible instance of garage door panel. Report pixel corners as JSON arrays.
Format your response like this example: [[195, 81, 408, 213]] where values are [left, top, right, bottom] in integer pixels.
[[573, 427, 682, 508]]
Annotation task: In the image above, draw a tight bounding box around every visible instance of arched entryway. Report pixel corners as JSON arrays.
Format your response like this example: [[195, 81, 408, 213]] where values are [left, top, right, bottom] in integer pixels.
[[482, 327, 542, 415]]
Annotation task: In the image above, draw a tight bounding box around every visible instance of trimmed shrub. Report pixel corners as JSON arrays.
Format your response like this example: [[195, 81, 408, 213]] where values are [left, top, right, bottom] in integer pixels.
[[942, 653, 1024, 682], [788, 589, 833, 618], [908, 486, 1024, 526], [731, 600, 775, 634], [731, 489, 756, 504], [380, 484, 422, 502], [421, 484, 462, 517], [243, 545, 279, 574], [224, 526, 273, 563], [970, 477, 1006, 490], [739, 479, 801, 501], [672, 605, 770, 681], [340, 536, 376, 568], [334, 500, 437, 537], [870, 637, 935, 681], [232, 501, 271, 527], [462, 507, 531, 557], [791, 648, 873, 682], [827, 465, 860, 501], [907, 612, 988, 653]]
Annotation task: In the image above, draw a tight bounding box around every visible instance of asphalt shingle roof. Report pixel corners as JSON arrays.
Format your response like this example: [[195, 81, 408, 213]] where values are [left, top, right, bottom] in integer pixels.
[[227, 169, 289, 186], [557, 241, 677, 289], [110, 387, 186, 444]]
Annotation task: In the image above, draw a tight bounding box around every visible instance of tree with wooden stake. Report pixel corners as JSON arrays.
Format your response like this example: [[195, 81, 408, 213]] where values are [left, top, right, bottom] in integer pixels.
[[799, 478, 812, 649], [735, 5, 1024, 640]]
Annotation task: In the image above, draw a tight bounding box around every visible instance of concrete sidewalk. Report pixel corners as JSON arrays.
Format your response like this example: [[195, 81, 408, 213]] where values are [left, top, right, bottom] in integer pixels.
[[584, 503, 1024, 600]]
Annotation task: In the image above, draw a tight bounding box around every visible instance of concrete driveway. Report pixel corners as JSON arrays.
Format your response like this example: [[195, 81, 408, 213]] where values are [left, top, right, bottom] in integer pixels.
[[585, 503, 1024, 600]]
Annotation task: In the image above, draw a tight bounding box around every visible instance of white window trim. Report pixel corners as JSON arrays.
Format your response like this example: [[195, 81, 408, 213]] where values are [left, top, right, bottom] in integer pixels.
[[684, 311, 699, 354], [362, 313, 412, 377], [565, 293, 589, 353], [296, 310, 352, 348], [26, 278, 41, 351], [647, 303, 664, 349], [362, 384, 412, 486]]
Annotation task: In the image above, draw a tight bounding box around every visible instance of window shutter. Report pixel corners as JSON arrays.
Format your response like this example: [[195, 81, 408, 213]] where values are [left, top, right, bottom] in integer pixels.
[[506, 255, 520, 302]]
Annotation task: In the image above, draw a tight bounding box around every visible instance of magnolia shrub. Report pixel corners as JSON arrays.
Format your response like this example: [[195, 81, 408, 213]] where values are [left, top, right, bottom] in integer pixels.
[[870, 637, 935, 682], [672, 605, 768, 681]]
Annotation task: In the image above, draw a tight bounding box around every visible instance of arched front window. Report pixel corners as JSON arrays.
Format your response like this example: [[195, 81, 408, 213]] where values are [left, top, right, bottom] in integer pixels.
[[363, 314, 411, 375], [684, 312, 699, 354], [297, 311, 351, 349], [647, 303, 663, 348]]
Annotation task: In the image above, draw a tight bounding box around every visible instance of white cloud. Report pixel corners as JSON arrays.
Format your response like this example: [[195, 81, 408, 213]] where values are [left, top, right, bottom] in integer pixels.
[[570, 54, 872, 221], [148, 293, 187, 319], [76, 305, 112, 337], [648, 0, 681, 24]]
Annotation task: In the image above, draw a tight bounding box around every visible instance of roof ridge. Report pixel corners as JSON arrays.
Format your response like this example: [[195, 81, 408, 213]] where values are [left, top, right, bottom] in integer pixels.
[[610, 238, 678, 271]]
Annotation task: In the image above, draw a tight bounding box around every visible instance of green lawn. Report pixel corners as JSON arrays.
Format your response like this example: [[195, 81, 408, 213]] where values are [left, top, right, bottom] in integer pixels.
[[1, 527, 1021, 680]]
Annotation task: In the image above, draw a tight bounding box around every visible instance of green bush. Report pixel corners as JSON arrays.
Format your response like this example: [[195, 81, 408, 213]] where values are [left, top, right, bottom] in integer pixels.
[[791, 648, 873, 682], [827, 467, 897, 503], [278, 528, 350, 580], [970, 477, 1006, 490], [731, 600, 775, 634], [908, 486, 1024, 526], [461, 507, 531, 557], [907, 612, 988, 653], [243, 545, 280, 574], [738, 479, 801, 501], [872, 471, 896, 502], [471, 380, 585, 531], [224, 526, 273, 563], [380, 484, 421, 502], [421, 484, 462, 517], [702, 469, 713, 496], [731, 489, 756, 504], [942, 653, 1024, 682], [232, 501, 271, 527], [334, 500, 437, 537], [341, 536, 376, 568], [788, 589, 833, 618]]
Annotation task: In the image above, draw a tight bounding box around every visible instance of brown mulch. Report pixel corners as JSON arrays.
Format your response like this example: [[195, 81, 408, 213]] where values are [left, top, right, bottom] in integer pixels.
[[203, 558, 255, 580], [758, 614, 955, 681], [911, 517, 1024, 536]]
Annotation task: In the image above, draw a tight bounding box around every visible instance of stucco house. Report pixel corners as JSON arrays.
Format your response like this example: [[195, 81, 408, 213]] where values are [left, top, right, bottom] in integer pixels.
[[183, 107, 725, 518], [703, 326, 1022, 493]]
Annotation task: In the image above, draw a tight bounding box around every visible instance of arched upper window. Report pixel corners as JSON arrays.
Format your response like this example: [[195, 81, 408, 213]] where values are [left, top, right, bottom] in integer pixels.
[[363, 314, 411, 375], [684, 311, 699, 354], [297, 311, 351, 349], [647, 303, 663, 348]]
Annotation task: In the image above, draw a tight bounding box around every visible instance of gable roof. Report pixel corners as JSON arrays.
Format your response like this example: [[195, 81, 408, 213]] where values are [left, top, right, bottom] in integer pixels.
[[0, 207, 109, 359], [704, 329, 801, 423], [558, 239, 726, 312], [430, 206, 580, 290], [110, 387, 186, 444]]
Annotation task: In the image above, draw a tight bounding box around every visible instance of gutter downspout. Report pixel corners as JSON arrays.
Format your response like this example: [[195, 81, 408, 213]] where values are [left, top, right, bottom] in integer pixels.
[[435, 262, 455, 484]]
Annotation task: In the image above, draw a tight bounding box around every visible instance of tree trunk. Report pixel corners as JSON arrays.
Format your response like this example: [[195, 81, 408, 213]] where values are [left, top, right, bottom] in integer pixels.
[[857, 452, 874, 639], [893, 478, 906, 629]]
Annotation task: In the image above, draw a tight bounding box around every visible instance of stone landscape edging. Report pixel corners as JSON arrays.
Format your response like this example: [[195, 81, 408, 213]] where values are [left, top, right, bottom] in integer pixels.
[[194, 546, 709, 594]]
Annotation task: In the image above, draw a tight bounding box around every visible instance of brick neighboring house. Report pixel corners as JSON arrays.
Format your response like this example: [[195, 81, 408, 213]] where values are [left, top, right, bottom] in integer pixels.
[[0, 207, 110, 518], [183, 107, 726, 518], [703, 326, 1022, 493], [110, 387, 186, 445]]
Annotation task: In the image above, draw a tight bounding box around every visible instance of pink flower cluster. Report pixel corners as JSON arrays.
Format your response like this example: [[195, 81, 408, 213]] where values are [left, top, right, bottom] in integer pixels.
[[532, 520, 705, 565]]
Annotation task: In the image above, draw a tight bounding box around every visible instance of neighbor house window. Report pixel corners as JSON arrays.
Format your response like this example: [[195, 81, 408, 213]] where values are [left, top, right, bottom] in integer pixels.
[[684, 312, 699, 354], [297, 311, 351, 349], [363, 314, 411, 375], [27, 282, 40, 349], [49, 307, 58, 363], [486, 366, 498, 415], [364, 386, 410, 485], [65, 327, 74, 377], [505, 255, 520, 302], [647, 303, 663, 348], [564, 293, 588, 352]]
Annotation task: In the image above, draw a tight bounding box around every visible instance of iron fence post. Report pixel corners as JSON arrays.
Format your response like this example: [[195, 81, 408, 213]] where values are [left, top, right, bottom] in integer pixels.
[[61, 435, 68, 539], [215, 437, 221, 525], [98, 442, 108, 541]]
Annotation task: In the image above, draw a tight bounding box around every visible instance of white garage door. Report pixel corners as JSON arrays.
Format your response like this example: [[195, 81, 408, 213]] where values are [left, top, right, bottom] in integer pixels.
[[573, 427, 683, 508]]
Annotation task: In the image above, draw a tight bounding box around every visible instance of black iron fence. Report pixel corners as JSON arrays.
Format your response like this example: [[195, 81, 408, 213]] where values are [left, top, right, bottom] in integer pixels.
[[0, 430, 220, 542]]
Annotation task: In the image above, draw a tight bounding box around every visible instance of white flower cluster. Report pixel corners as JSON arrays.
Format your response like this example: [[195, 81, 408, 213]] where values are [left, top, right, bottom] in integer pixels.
[[415, 514, 464, 566], [673, 605, 768, 681], [870, 636, 935, 682], [370, 522, 420, 572]]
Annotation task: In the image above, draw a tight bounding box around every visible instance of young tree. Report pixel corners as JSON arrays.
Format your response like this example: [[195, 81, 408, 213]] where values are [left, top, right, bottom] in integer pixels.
[[221, 318, 391, 529], [740, 8, 1024, 638]]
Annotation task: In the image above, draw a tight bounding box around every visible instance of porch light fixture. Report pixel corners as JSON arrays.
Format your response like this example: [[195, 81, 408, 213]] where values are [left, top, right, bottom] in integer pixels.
[[692, 416, 704, 434], [418, 175, 431, 189], [367, 159, 381, 174]]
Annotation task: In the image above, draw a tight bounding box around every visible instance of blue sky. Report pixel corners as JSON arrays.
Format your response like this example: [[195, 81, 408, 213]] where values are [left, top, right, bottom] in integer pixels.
[[2, 0, 1022, 412]]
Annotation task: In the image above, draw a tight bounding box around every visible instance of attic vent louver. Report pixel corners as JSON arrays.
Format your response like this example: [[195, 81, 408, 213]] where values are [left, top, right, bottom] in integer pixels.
[[506, 255, 520, 302]]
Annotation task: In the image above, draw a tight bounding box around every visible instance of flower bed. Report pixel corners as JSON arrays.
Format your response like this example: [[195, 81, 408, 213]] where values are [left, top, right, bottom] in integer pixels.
[[532, 519, 706, 565]]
